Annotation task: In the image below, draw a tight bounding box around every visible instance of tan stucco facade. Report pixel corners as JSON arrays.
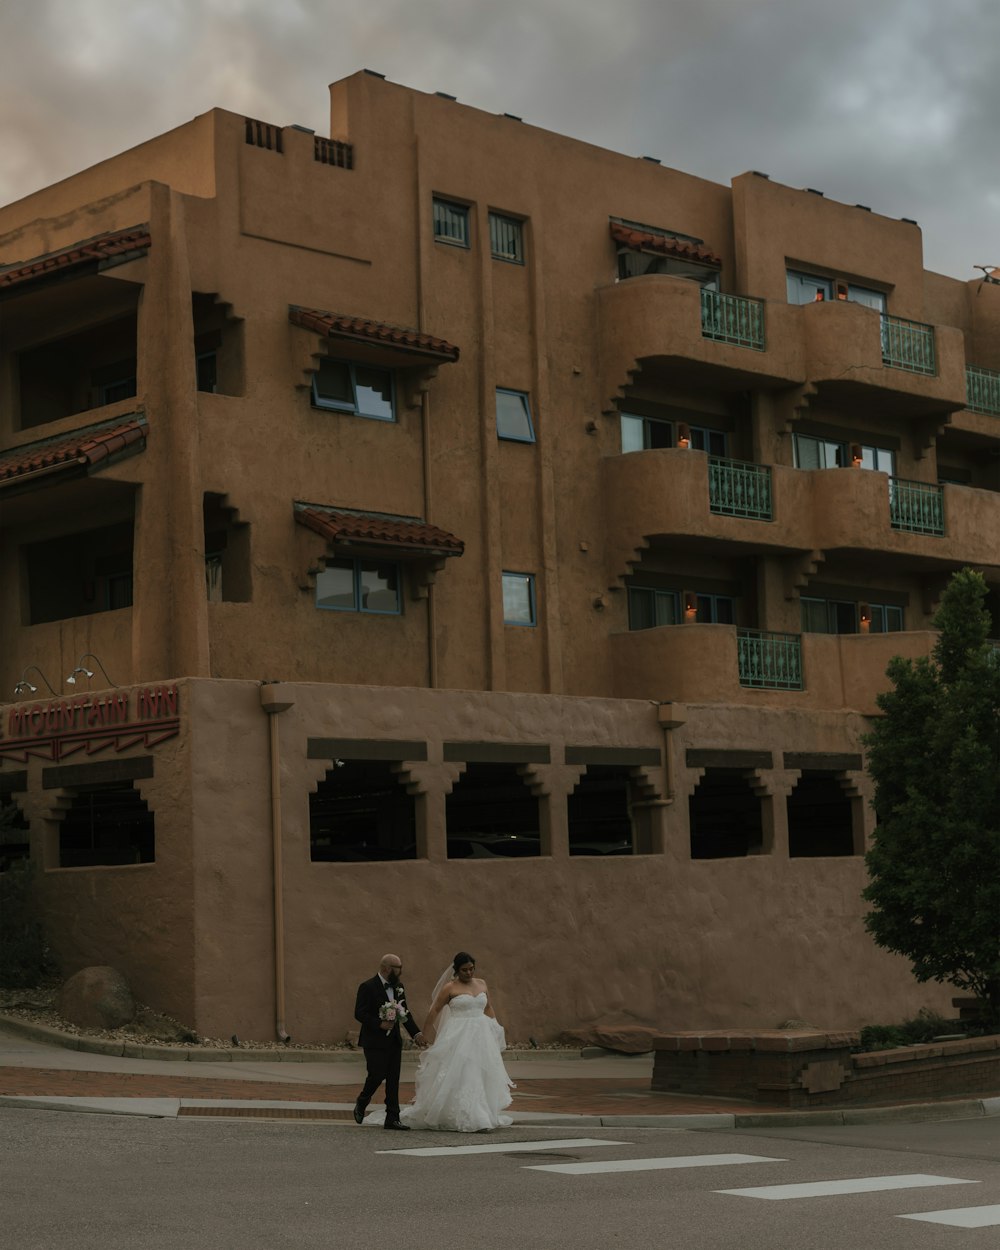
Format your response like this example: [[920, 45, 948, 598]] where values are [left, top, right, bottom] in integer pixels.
[[2, 71, 997, 1039]]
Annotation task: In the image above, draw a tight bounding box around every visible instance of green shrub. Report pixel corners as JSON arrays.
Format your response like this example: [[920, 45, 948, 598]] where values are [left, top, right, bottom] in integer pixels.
[[857, 1008, 963, 1052], [0, 861, 53, 988]]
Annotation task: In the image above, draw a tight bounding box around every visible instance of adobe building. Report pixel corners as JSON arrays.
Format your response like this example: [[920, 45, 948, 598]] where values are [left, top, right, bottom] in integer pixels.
[[2, 70, 998, 1043]]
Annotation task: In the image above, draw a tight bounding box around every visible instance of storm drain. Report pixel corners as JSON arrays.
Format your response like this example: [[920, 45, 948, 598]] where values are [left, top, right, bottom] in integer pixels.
[[178, 1107, 354, 1120]]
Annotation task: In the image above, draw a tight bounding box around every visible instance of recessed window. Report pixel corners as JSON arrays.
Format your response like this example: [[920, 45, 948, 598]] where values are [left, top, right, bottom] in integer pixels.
[[496, 388, 535, 442], [868, 603, 904, 632], [433, 198, 470, 247], [58, 782, 154, 867], [801, 597, 857, 634], [786, 269, 886, 312], [690, 426, 727, 456], [489, 212, 524, 264], [502, 572, 536, 626], [621, 413, 672, 453], [628, 586, 679, 630], [793, 433, 894, 475], [316, 558, 401, 614], [312, 359, 394, 421], [695, 594, 734, 624], [196, 351, 218, 393]]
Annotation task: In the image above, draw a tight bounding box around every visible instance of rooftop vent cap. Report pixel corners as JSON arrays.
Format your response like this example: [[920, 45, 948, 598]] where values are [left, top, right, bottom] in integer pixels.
[[363, 68, 386, 79], [289, 125, 315, 134], [641, 155, 662, 164], [751, 170, 770, 179], [855, 204, 871, 212], [435, 91, 457, 100], [901, 217, 918, 225], [805, 188, 824, 196], [502, 112, 522, 121]]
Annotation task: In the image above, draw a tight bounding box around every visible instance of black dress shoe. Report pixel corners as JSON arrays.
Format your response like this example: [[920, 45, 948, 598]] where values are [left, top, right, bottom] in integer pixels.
[[384, 1120, 411, 1131], [353, 1101, 365, 1125]]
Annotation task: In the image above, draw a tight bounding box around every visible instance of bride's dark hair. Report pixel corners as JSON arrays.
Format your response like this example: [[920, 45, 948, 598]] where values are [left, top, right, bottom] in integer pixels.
[[452, 951, 475, 973]]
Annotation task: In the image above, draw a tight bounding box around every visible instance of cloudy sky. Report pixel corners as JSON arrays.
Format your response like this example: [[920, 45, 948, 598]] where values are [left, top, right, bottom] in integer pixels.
[[1, 0, 997, 280]]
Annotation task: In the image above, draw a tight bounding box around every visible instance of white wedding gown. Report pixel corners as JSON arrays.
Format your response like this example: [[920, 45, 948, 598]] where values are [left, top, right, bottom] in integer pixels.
[[400, 992, 514, 1132]]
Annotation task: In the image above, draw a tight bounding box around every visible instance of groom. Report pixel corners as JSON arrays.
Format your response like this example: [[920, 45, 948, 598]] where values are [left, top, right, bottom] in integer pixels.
[[354, 953, 425, 1130]]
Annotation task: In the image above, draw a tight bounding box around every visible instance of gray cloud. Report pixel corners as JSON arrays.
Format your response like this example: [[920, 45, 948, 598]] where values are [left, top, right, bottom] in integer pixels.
[[1, 0, 996, 277]]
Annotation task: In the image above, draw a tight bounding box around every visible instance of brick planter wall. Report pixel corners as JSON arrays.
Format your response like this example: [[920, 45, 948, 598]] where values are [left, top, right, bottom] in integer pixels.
[[652, 1030, 1000, 1108]]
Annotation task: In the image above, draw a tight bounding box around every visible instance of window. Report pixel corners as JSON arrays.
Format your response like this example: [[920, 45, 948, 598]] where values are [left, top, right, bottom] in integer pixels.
[[312, 359, 394, 421], [628, 586, 679, 630], [787, 270, 833, 304], [868, 603, 904, 632], [695, 594, 734, 624], [787, 269, 886, 311], [502, 572, 536, 626], [489, 212, 524, 263], [310, 759, 416, 862], [446, 763, 540, 859], [58, 782, 154, 868], [496, 388, 535, 442], [316, 558, 401, 614], [801, 597, 857, 634], [621, 413, 672, 453], [433, 198, 470, 247], [690, 425, 728, 456], [793, 433, 894, 475], [196, 351, 218, 393]]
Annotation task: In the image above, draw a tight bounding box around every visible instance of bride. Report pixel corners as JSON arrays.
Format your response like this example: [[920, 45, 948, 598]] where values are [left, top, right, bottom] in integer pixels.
[[399, 951, 514, 1132]]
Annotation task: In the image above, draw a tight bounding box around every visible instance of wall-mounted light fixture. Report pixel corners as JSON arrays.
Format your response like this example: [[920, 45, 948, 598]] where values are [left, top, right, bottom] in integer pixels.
[[859, 603, 871, 634], [13, 666, 59, 697], [65, 653, 119, 688]]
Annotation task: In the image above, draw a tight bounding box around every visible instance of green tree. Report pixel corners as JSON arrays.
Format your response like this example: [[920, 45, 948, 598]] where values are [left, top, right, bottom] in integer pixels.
[[863, 568, 1000, 1025], [0, 800, 50, 988]]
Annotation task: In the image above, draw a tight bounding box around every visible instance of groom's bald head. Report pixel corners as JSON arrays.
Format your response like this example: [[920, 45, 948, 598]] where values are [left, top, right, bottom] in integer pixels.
[[379, 954, 403, 977]]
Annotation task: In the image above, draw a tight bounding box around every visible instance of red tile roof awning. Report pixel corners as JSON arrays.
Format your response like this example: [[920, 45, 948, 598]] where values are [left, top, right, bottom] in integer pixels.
[[0, 227, 151, 294], [296, 505, 464, 558], [609, 221, 720, 267], [0, 417, 147, 490], [289, 306, 460, 363]]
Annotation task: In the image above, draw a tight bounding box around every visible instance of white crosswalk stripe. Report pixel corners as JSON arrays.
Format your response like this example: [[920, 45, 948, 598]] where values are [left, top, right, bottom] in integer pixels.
[[718, 1174, 978, 1200], [527, 1153, 786, 1175], [898, 1204, 1000, 1229], [378, 1137, 625, 1157]]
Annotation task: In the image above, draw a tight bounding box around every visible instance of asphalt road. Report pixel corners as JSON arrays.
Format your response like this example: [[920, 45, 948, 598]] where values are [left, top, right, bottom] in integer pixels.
[[4, 1106, 999, 1249]]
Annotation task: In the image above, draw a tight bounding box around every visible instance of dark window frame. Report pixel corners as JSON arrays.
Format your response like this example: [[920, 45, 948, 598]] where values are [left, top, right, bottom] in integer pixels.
[[311, 358, 396, 422], [316, 557, 402, 616]]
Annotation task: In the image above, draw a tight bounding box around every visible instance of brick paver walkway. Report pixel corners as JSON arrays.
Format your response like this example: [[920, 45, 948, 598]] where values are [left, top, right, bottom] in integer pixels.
[[0, 1066, 773, 1117]]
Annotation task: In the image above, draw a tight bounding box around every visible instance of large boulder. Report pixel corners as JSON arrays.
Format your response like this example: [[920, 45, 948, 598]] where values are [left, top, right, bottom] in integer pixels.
[[59, 966, 135, 1029], [559, 1024, 659, 1054]]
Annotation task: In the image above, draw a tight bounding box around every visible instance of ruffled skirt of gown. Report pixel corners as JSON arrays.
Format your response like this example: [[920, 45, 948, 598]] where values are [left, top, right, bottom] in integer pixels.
[[400, 993, 514, 1132]]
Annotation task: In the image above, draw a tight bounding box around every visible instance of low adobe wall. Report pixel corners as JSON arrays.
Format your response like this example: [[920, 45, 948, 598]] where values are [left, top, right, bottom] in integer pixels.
[[652, 1030, 1000, 1108]]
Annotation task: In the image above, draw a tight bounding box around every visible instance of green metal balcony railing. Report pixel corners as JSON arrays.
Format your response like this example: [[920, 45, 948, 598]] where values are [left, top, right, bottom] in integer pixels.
[[966, 365, 1000, 415], [737, 629, 803, 690], [889, 476, 944, 536], [701, 289, 765, 351], [708, 456, 772, 520], [880, 314, 936, 375]]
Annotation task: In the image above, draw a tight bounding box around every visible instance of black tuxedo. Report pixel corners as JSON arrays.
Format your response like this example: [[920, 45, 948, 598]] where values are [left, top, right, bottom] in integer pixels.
[[354, 974, 420, 1122]]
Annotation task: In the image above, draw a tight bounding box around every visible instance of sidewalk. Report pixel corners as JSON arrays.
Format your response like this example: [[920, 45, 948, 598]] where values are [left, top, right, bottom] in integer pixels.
[[2, 1017, 997, 1129]]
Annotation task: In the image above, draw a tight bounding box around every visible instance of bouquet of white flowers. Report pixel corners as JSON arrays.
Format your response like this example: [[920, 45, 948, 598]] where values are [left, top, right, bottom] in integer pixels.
[[379, 999, 408, 1025]]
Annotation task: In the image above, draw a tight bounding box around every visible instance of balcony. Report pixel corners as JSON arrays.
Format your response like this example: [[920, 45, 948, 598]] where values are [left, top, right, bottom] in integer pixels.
[[597, 277, 804, 408], [966, 365, 1000, 415], [708, 457, 772, 520], [700, 290, 765, 351], [880, 314, 936, 375], [797, 301, 965, 417], [610, 625, 939, 714], [737, 629, 802, 689], [888, 477, 944, 536]]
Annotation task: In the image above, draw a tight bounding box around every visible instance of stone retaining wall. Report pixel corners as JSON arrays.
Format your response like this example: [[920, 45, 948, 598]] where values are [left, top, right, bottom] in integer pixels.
[[652, 1029, 1000, 1108]]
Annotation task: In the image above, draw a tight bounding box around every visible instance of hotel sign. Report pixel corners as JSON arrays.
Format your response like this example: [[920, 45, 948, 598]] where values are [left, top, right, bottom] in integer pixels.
[[1, 685, 180, 764]]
